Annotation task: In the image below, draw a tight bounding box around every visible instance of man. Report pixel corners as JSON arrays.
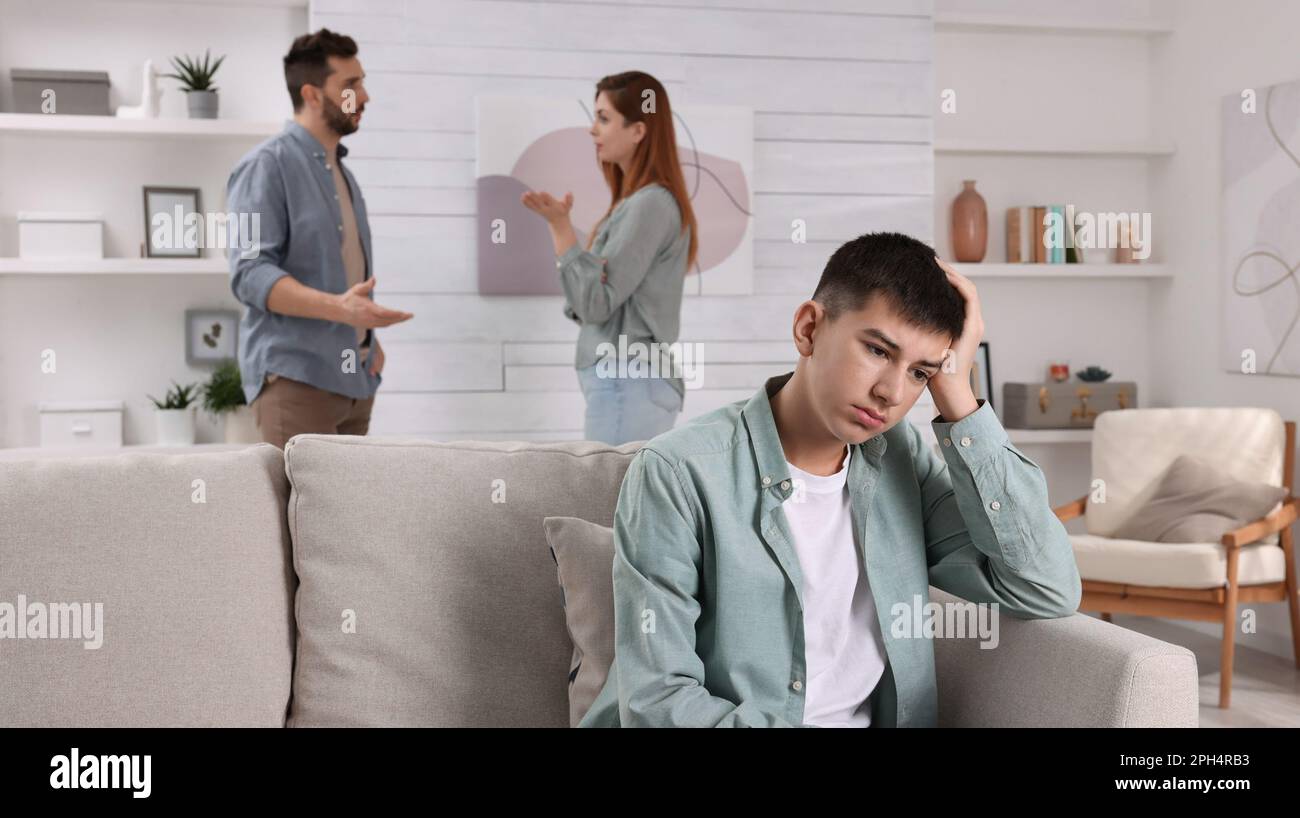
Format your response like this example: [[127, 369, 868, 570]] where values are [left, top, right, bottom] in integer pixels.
[[579, 232, 1082, 727], [226, 28, 413, 448]]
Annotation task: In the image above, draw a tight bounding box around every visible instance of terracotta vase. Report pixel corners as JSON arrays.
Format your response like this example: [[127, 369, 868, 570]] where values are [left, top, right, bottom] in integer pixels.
[[951, 180, 988, 262]]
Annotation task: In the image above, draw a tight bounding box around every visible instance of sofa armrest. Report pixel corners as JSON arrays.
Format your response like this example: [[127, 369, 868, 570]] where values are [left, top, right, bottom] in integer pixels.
[[931, 587, 1199, 727]]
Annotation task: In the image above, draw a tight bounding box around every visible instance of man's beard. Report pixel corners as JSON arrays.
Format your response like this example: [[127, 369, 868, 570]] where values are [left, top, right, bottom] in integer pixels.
[[322, 95, 361, 136]]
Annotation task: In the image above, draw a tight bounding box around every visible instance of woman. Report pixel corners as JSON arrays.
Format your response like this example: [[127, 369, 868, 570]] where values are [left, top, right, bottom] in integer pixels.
[[521, 71, 697, 445]]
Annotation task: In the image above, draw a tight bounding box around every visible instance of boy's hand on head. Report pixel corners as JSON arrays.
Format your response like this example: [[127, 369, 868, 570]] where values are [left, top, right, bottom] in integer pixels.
[[928, 256, 983, 421]]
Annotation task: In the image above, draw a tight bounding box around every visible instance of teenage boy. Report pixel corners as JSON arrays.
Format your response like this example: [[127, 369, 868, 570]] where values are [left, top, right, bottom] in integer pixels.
[[579, 232, 1081, 728]]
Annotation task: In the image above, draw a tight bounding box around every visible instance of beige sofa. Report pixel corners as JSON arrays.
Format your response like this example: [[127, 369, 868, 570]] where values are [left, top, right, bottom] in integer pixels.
[[0, 435, 1200, 727]]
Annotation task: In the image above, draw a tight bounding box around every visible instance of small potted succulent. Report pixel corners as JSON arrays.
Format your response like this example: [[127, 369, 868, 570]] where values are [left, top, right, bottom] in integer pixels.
[[148, 380, 199, 446], [202, 359, 257, 443], [163, 49, 225, 119]]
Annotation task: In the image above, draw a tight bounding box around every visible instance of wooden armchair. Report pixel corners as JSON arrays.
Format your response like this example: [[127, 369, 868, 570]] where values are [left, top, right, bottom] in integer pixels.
[[1052, 409, 1298, 709]]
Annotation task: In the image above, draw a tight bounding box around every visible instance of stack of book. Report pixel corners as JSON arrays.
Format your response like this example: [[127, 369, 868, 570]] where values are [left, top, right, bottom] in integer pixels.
[[1005, 205, 1085, 263]]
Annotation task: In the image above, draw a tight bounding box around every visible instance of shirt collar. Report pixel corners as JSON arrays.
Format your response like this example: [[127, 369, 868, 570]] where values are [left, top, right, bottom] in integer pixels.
[[284, 120, 349, 160], [741, 372, 887, 494]]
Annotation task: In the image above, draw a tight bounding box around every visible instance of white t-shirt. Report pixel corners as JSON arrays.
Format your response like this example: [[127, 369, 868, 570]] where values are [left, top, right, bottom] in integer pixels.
[[782, 444, 889, 727]]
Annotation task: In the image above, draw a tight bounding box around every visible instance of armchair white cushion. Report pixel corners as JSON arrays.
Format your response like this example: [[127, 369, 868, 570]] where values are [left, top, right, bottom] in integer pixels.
[[1073, 407, 1288, 586], [1072, 533, 1288, 588]]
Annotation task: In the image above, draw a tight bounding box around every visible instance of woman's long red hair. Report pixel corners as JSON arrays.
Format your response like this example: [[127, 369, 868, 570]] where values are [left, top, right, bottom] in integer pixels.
[[588, 71, 698, 270]]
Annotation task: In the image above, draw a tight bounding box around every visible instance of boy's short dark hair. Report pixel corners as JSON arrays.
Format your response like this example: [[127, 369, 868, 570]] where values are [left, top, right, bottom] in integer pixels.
[[811, 232, 965, 341], [284, 28, 358, 112]]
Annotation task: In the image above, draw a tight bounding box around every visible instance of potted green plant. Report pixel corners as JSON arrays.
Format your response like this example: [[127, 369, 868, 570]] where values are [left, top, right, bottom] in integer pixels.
[[147, 380, 199, 445], [163, 49, 225, 119], [202, 359, 257, 443]]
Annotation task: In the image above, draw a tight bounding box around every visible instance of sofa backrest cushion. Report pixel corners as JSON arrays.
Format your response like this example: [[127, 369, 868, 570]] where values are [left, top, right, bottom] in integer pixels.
[[0, 444, 295, 726], [283, 435, 638, 727]]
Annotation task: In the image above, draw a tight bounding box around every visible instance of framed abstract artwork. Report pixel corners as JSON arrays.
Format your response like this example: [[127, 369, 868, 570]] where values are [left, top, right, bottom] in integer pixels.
[[1222, 78, 1300, 377], [475, 95, 754, 296]]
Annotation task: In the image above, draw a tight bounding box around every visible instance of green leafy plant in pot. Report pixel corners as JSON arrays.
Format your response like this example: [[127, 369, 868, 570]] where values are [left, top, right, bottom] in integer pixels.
[[147, 380, 199, 446], [164, 49, 225, 119], [201, 359, 258, 443]]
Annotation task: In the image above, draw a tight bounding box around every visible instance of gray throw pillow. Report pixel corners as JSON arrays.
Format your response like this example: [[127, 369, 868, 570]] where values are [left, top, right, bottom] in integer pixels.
[[1111, 454, 1287, 544], [543, 516, 616, 728]]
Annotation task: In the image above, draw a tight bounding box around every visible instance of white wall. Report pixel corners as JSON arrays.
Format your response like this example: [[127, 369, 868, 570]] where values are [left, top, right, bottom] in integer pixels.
[[1148, 0, 1300, 660]]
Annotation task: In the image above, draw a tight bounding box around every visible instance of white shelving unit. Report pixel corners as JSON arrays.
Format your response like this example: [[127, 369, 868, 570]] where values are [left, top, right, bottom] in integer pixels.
[[0, 112, 283, 140], [935, 5, 1172, 448], [935, 138, 1175, 158], [0, 258, 227, 275], [953, 262, 1170, 279], [0, 114, 278, 274], [934, 12, 1173, 37], [1006, 428, 1094, 445]]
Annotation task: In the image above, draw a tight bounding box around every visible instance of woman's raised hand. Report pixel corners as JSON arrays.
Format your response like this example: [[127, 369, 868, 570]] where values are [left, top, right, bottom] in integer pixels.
[[520, 190, 574, 224]]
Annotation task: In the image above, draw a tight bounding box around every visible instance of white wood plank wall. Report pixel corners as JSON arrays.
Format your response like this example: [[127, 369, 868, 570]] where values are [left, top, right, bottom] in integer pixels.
[[312, 0, 935, 439]]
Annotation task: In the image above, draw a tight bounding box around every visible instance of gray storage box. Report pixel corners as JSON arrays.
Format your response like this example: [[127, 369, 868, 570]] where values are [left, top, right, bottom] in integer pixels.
[[10, 68, 111, 115], [1002, 381, 1138, 429]]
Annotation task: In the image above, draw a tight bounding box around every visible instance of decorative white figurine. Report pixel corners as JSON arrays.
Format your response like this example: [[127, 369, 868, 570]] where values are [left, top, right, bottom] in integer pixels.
[[115, 59, 161, 119]]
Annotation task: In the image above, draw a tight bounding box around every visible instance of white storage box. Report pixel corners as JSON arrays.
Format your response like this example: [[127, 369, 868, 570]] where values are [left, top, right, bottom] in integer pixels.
[[38, 400, 124, 448], [18, 212, 105, 259]]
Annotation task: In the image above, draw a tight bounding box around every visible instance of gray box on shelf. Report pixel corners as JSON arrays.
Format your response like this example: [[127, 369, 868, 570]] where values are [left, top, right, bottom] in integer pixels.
[[1002, 381, 1138, 429], [10, 68, 111, 115]]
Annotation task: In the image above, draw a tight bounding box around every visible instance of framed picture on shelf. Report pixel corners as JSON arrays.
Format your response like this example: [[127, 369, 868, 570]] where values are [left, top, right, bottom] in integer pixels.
[[143, 186, 202, 258], [185, 309, 238, 366], [970, 341, 993, 410]]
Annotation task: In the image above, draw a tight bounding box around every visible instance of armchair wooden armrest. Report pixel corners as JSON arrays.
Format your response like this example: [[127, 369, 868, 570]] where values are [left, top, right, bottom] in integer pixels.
[[1221, 497, 1297, 549], [1053, 494, 1088, 523]]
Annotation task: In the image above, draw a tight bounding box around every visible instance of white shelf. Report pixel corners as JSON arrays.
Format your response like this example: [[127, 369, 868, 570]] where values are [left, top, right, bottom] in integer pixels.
[[0, 257, 227, 275], [935, 138, 1175, 158], [0, 112, 283, 140], [1005, 428, 1094, 445], [951, 262, 1170, 279], [934, 12, 1173, 36]]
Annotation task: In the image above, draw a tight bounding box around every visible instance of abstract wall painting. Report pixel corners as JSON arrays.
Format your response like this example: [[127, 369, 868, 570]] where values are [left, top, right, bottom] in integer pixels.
[[1223, 78, 1300, 377], [476, 95, 754, 297]]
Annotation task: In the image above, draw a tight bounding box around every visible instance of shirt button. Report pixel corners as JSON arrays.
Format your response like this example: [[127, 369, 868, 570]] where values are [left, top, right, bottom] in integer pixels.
[[761, 476, 771, 486], [960, 436, 972, 447], [334, 194, 339, 200], [792, 680, 803, 691], [338, 225, 343, 232], [990, 500, 1001, 511], [325, 164, 332, 170], [943, 437, 951, 446]]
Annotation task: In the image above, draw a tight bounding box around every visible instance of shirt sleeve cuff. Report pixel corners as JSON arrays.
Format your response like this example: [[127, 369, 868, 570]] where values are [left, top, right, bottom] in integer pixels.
[[931, 398, 1009, 465], [555, 243, 585, 272], [234, 260, 289, 313]]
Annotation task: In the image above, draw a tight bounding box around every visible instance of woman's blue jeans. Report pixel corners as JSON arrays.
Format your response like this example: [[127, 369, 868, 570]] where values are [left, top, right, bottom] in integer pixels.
[[576, 364, 683, 445]]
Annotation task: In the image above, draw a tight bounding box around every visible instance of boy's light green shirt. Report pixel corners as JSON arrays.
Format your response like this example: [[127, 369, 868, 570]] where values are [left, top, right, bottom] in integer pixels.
[[578, 371, 1082, 728]]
